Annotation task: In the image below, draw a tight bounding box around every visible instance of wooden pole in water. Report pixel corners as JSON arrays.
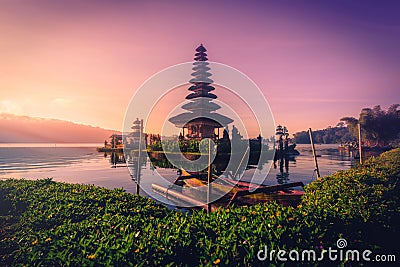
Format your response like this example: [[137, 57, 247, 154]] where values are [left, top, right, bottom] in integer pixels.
[[233, 146, 250, 179], [136, 120, 143, 195], [308, 128, 320, 179], [207, 138, 212, 213], [358, 123, 363, 164]]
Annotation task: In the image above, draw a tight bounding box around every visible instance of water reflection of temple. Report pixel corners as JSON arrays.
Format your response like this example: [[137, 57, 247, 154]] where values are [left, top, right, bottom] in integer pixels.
[[104, 152, 126, 168], [147, 149, 273, 180], [126, 151, 147, 184], [274, 156, 292, 184]]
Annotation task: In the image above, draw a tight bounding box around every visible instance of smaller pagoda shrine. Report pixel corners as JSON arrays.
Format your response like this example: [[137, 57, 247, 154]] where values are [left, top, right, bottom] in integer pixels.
[[168, 44, 233, 140], [126, 118, 144, 146]]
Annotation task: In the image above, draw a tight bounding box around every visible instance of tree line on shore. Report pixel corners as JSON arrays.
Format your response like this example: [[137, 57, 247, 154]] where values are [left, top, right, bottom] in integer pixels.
[[293, 125, 355, 144], [293, 104, 400, 147]]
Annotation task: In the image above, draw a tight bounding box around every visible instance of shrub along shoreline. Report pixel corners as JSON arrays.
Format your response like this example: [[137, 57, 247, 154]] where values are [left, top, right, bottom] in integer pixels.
[[1, 149, 399, 266]]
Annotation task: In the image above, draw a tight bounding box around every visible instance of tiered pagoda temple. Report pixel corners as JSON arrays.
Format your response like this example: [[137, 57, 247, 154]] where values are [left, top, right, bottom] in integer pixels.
[[168, 44, 233, 140]]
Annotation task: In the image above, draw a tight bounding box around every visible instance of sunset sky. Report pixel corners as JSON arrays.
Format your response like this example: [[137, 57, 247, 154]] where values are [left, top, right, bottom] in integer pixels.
[[1, 0, 399, 137]]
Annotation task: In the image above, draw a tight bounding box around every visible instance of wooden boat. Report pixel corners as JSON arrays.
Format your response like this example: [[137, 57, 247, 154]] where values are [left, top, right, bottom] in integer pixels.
[[171, 170, 304, 207]]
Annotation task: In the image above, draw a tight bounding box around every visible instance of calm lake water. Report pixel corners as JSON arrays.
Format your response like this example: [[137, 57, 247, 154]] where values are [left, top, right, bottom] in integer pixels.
[[0, 143, 356, 204]]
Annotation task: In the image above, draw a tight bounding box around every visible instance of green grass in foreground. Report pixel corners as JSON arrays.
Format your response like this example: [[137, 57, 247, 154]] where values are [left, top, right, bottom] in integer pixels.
[[0, 149, 399, 266]]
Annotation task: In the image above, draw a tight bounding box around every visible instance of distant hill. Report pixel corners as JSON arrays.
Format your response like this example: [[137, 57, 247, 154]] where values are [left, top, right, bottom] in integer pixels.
[[0, 113, 119, 143]]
